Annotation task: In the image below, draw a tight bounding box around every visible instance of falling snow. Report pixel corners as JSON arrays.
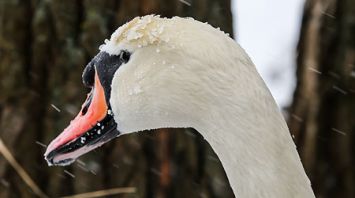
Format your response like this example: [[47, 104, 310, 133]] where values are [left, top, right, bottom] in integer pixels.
[[0, 179, 10, 188], [76, 163, 89, 172], [322, 11, 336, 19], [64, 170, 75, 178], [332, 85, 347, 95], [35, 141, 47, 148], [291, 114, 303, 122], [77, 159, 86, 166], [308, 67, 322, 74], [179, 0, 191, 6], [331, 128, 347, 136], [50, 104, 61, 112]]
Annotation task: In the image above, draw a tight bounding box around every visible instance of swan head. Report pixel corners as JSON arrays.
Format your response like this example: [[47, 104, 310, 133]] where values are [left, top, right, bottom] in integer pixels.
[[44, 15, 246, 166]]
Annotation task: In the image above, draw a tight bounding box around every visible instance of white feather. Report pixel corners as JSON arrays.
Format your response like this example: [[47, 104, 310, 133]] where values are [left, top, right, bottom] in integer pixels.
[[102, 15, 315, 198]]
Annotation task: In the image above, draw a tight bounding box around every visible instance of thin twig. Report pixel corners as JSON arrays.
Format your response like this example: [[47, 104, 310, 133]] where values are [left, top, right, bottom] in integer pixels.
[[0, 138, 48, 198], [61, 187, 136, 198]]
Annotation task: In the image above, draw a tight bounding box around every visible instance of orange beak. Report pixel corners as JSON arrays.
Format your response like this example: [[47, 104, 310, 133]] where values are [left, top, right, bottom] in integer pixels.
[[44, 69, 119, 166]]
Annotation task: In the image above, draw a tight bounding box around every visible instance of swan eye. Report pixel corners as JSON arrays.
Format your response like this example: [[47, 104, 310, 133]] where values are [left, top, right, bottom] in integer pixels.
[[119, 50, 130, 63]]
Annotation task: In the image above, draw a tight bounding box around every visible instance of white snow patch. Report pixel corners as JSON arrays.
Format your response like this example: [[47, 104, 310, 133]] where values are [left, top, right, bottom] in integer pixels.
[[126, 31, 143, 41], [100, 15, 166, 55]]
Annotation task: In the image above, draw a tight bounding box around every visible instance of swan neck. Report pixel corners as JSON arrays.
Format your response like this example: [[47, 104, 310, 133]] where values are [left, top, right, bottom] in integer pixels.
[[194, 102, 315, 198]]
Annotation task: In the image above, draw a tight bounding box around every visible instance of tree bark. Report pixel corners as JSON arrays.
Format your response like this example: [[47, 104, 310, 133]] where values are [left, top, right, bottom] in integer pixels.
[[289, 0, 355, 197], [0, 0, 234, 197]]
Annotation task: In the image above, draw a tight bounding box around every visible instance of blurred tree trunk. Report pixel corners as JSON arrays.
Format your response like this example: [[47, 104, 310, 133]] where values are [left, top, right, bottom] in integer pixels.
[[0, 0, 234, 197], [289, 0, 355, 197]]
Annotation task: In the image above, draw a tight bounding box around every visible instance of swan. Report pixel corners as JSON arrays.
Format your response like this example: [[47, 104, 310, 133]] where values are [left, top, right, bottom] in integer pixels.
[[44, 15, 315, 198]]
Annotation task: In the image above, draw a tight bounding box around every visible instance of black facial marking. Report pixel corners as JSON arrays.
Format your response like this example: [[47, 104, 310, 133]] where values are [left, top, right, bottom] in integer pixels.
[[82, 50, 131, 103]]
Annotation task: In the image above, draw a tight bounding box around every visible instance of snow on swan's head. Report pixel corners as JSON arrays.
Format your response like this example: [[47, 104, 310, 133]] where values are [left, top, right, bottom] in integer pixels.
[[101, 15, 255, 133]]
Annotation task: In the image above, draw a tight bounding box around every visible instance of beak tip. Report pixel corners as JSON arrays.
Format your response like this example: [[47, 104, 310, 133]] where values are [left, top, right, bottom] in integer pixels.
[[44, 151, 76, 166], [44, 155, 54, 166]]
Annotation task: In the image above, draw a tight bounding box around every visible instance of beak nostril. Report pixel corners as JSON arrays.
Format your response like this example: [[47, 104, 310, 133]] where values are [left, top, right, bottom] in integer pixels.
[[81, 93, 93, 116], [82, 105, 89, 115]]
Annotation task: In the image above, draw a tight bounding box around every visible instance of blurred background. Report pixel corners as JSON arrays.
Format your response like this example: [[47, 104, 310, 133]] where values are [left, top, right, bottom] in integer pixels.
[[0, 0, 354, 197]]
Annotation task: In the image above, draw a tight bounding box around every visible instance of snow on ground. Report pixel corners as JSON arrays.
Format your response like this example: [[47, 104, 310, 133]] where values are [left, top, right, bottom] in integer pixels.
[[232, 0, 305, 108]]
